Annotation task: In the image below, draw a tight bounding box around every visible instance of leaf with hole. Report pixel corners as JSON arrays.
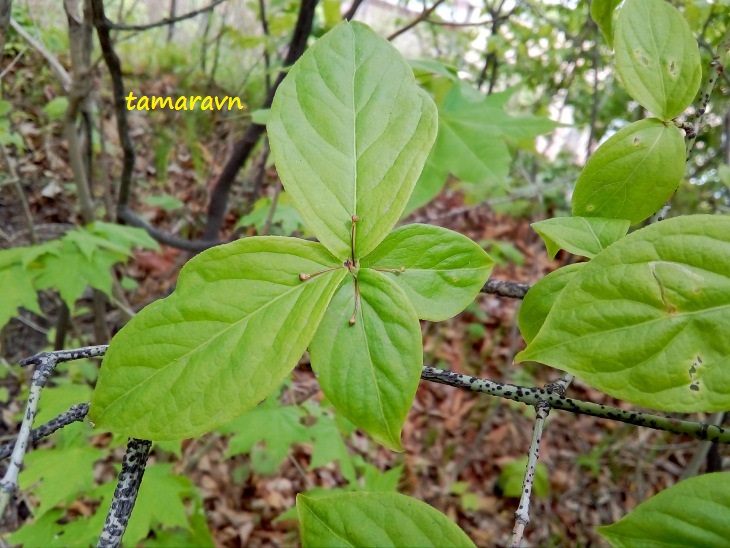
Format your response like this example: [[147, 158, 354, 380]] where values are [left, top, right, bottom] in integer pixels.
[[571, 119, 685, 225], [361, 224, 493, 321], [598, 472, 730, 547], [532, 217, 630, 259], [297, 492, 476, 547], [517, 215, 730, 412], [90, 238, 346, 439], [615, 0, 701, 119], [309, 269, 422, 451], [268, 20, 437, 260]]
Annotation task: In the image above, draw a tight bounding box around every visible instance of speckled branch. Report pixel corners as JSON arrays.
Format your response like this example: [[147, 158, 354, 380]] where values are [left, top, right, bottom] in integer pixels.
[[509, 374, 573, 548], [481, 279, 531, 299], [421, 366, 730, 443], [97, 438, 152, 548], [0, 346, 107, 518], [0, 403, 90, 461]]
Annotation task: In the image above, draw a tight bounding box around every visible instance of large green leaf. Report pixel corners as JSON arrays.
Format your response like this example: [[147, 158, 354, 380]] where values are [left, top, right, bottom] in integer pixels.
[[360, 224, 493, 321], [531, 217, 630, 259], [309, 269, 422, 451], [268, 21, 437, 260], [516, 215, 730, 412], [297, 492, 475, 547], [571, 119, 685, 225], [591, 0, 622, 47], [598, 472, 730, 547], [90, 238, 346, 439], [615, 0, 701, 120], [518, 263, 584, 344]]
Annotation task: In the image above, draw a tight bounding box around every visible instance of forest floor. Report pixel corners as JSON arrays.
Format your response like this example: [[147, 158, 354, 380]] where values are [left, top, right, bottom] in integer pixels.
[[1, 49, 724, 548]]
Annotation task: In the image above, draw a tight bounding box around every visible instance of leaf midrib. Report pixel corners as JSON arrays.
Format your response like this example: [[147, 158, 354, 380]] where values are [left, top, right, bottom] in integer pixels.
[[101, 273, 335, 416]]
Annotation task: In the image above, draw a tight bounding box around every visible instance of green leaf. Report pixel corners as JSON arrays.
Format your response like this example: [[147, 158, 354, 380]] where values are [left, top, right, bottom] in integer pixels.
[[531, 217, 630, 259], [598, 472, 730, 548], [268, 21, 437, 260], [571, 119, 685, 225], [297, 492, 476, 547], [34, 239, 120, 306], [497, 457, 549, 498], [19, 446, 105, 516], [219, 394, 310, 472], [360, 224, 493, 321], [88, 221, 159, 251], [306, 403, 357, 482], [518, 263, 584, 344], [43, 97, 69, 121], [590, 0, 622, 47], [615, 0, 701, 119], [90, 238, 346, 439], [123, 463, 195, 544], [409, 83, 557, 210], [0, 248, 41, 329], [309, 269, 422, 451], [516, 215, 730, 412]]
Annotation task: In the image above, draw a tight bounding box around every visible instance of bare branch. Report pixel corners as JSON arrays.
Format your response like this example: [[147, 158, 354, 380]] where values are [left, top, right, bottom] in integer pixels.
[[388, 0, 447, 42], [9, 18, 71, 90], [106, 0, 226, 32], [201, 0, 317, 241], [342, 0, 366, 21]]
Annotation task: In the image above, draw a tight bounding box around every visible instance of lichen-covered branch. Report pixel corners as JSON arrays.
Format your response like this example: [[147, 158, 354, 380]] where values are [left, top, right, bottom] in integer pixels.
[[97, 438, 152, 548], [0, 403, 90, 461], [420, 366, 730, 443]]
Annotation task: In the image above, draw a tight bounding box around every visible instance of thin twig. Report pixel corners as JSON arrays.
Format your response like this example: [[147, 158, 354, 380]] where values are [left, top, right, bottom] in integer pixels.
[[9, 18, 71, 91], [0, 146, 37, 243], [97, 438, 152, 548], [388, 0, 447, 41], [420, 366, 730, 444], [342, 0, 366, 21], [509, 374, 572, 547], [106, 0, 226, 31], [0, 403, 90, 461], [257, 0, 271, 95]]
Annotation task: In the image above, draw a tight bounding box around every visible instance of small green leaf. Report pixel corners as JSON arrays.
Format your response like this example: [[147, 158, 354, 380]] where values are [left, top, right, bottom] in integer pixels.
[[361, 224, 493, 321], [297, 492, 476, 547], [516, 215, 730, 412], [531, 217, 630, 259], [90, 238, 346, 439], [615, 0, 701, 119], [43, 97, 69, 121], [518, 263, 584, 344], [598, 472, 730, 548], [571, 119, 685, 225], [590, 0, 622, 47], [497, 457, 549, 498], [268, 21, 438, 260], [309, 269, 422, 451]]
